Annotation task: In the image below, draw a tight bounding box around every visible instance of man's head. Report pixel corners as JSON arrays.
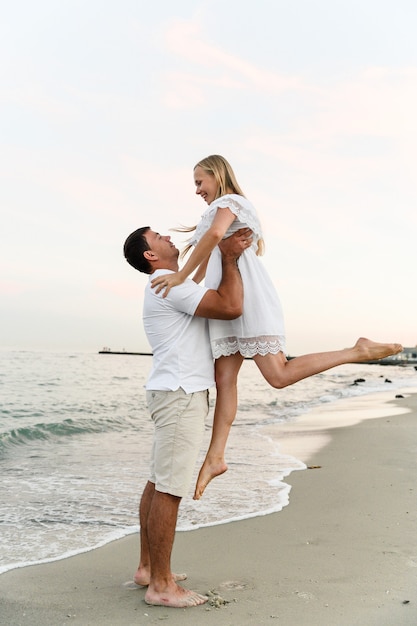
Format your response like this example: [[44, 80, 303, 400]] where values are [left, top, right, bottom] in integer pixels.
[[124, 227, 179, 274]]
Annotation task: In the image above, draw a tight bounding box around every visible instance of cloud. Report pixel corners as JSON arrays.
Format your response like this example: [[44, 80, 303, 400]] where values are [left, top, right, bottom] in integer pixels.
[[0, 280, 28, 296], [161, 18, 302, 109]]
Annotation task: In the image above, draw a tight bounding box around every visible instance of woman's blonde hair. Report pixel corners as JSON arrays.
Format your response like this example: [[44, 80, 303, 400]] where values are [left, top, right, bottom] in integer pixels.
[[177, 154, 264, 257], [194, 154, 245, 199]]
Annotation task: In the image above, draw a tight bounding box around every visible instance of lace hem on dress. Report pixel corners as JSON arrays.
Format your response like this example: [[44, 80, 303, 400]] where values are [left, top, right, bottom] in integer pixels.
[[212, 335, 286, 359]]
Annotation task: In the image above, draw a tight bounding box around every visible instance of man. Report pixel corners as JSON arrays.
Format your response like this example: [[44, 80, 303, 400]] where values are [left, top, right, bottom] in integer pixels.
[[123, 225, 252, 608]]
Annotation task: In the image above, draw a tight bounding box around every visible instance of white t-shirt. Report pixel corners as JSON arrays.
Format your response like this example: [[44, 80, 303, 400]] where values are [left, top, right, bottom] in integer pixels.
[[143, 269, 214, 393]]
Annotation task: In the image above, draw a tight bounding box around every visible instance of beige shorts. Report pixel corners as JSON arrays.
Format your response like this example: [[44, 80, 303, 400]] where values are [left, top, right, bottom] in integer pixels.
[[146, 388, 209, 498]]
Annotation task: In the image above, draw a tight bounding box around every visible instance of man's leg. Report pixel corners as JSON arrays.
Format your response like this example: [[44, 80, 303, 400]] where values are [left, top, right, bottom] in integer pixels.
[[144, 490, 207, 607], [137, 389, 208, 607], [134, 480, 154, 586], [134, 481, 187, 586]]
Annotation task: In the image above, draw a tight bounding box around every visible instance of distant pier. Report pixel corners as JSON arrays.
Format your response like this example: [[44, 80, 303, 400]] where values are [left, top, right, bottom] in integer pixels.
[[99, 349, 152, 356]]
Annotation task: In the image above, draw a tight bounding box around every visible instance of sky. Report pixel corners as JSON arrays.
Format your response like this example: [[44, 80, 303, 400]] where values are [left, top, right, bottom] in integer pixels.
[[1, 0, 416, 355]]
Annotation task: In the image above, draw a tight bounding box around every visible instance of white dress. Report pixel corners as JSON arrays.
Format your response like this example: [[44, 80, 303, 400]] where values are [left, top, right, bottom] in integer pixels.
[[190, 194, 286, 358]]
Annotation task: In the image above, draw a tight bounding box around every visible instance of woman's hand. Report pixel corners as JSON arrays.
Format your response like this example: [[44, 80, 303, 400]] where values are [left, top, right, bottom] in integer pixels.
[[150, 271, 184, 297]]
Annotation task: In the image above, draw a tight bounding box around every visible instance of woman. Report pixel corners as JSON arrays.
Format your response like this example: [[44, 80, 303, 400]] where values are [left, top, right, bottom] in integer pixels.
[[152, 154, 402, 500]]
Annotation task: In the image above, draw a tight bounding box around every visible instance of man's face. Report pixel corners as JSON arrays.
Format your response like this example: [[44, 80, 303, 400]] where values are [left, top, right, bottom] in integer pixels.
[[144, 230, 179, 264]]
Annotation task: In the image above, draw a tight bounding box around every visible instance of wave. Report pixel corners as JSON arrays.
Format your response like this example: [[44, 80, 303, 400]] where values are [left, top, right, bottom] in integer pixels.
[[0, 415, 139, 453]]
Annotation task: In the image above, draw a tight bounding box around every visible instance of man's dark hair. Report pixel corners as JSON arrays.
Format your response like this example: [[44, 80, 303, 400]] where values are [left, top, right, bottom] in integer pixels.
[[123, 227, 153, 274]]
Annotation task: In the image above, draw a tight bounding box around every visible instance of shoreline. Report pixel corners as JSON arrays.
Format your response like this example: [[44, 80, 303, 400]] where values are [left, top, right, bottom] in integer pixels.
[[262, 387, 416, 463], [1, 392, 417, 625]]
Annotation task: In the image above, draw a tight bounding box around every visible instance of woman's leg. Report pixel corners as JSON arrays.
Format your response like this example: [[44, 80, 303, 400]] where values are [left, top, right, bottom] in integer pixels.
[[193, 353, 244, 500], [254, 337, 403, 389]]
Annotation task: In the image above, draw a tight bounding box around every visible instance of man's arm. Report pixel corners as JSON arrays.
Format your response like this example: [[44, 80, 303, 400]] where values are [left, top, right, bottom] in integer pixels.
[[194, 228, 252, 320]]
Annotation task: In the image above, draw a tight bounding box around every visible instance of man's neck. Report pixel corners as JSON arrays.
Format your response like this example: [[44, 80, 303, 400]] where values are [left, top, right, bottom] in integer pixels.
[[151, 263, 179, 274]]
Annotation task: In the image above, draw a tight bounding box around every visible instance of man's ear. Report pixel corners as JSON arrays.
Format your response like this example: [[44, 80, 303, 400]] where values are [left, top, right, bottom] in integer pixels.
[[143, 250, 157, 261]]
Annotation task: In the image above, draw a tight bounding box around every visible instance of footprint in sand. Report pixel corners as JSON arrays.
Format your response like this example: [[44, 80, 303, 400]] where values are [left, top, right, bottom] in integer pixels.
[[220, 580, 248, 591]]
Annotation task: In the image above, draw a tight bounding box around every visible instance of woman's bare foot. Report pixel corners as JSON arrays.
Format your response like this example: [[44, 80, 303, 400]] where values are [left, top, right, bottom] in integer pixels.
[[193, 458, 228, 500], [353, 338, 403, 362], [134, 569, 187, 587], [145, 582, 208, 608]]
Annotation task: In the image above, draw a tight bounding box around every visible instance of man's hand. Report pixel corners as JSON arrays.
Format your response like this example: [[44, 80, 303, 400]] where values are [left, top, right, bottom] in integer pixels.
[[218, 228, 253, 260]]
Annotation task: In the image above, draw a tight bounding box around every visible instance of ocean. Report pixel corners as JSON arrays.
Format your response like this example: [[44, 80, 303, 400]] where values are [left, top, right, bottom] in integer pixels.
[[1, 349, 416, 575]]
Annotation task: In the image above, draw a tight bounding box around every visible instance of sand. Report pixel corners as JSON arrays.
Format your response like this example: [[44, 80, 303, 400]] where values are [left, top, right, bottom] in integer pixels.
[[1, 391, 416, 626]]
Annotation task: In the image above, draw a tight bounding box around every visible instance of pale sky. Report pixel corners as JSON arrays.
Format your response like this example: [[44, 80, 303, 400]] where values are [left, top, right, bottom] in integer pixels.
[[1, 0, 416, 355]]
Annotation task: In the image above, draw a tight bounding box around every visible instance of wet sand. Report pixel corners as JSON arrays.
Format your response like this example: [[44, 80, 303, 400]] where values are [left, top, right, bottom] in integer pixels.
[[1, 391, 416, 626]]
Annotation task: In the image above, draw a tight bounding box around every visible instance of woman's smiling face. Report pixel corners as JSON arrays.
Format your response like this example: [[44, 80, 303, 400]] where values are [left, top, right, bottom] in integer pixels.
[[193, 166, 219, 205]]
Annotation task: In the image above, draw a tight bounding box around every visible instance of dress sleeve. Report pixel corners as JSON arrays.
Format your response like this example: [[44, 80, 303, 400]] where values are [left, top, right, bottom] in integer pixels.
[[213, 195, 263, 239], [190, 194, 263, 245]]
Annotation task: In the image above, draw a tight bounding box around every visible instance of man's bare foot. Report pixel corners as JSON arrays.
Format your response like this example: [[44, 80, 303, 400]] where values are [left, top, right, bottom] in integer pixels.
[[354, 338, 403, 362], [145, 582, 208, 608], [193, 458, 228, 500], [134, 569, 187, 587]]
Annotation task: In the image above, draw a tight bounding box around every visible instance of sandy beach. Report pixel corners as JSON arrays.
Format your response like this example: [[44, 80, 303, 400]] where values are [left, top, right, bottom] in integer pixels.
[[1, 391, 416, 626]]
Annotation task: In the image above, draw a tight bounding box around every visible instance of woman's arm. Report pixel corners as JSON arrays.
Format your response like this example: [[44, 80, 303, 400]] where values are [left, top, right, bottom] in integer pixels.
[[151, 207, 235, 296], [192, 255, 209, 284]]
